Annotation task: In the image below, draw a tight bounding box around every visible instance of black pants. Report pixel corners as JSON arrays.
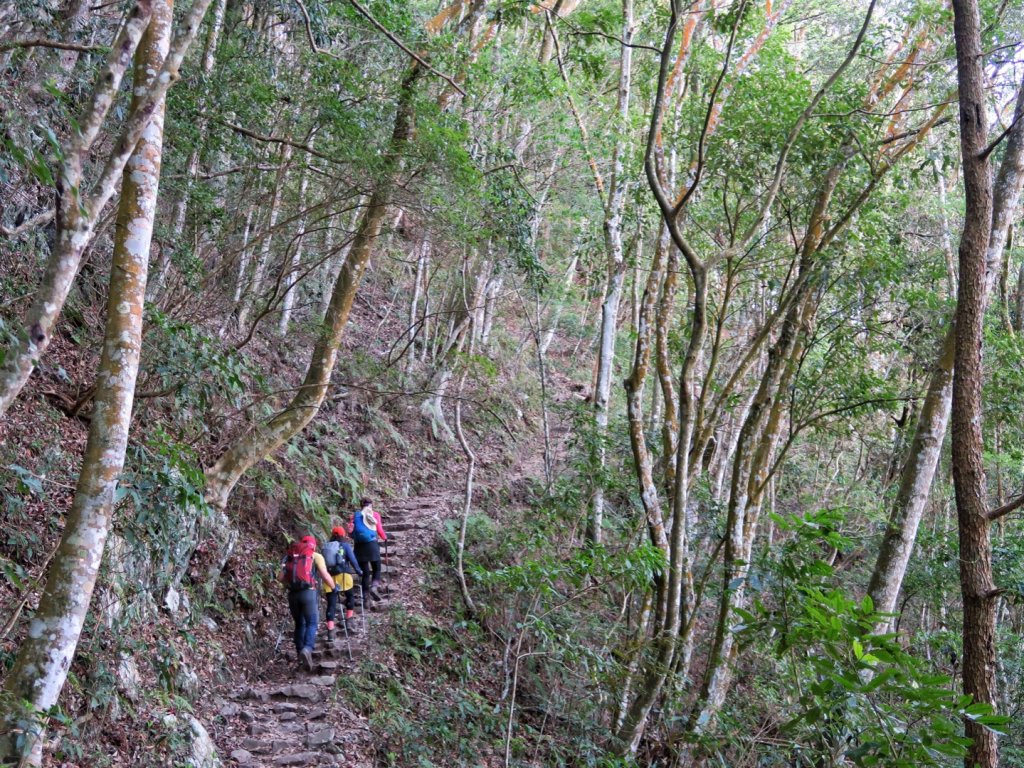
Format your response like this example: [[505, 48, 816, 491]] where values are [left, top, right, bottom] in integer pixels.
[[354, 540, 381, 597], [325, 583, 357, 621]]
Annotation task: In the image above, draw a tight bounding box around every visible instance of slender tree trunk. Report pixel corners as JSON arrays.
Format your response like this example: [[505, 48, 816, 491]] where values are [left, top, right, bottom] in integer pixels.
[[204, 68, 420, 510], [998, 225, 1014, 335], [950, 3, 997, 767], [480, 273, 503, 349], [532, 292, 555, 489], [538, 252, 578, 357], [692, 283, 816, 737], [320, 200, 365, 319], [866, 329, 954, 623], [625, 228, 669, 553], [617, 222, 671, 733], [421, 252, 481, 441], [405, 233, 429, 377], [655, 234, 679, 494], [238, 142, 291, 328], [936, 156, 958, 295], [453, 359, 478, 617], [278, 143, 312, 334], [0, 2, 172, 760], [616, 259, 706, 755], [688, 136, 855, 737], [1015, 262, 1024, 332], [588, 0, 633, 544], [232, 204, 255, 305], [0, 3, 151, 418]]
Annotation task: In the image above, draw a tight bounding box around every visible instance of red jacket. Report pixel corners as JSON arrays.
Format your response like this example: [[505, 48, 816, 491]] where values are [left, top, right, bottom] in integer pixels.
[[345, 508, 387, 542]]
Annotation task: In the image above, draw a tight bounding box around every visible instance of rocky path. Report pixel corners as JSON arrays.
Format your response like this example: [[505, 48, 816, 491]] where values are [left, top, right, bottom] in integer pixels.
[[205, 492, 456, 767]]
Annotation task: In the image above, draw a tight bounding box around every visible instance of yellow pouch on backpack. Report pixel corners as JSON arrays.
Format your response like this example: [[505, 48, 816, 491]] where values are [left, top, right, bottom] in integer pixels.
[[335, 573, 354, 591]]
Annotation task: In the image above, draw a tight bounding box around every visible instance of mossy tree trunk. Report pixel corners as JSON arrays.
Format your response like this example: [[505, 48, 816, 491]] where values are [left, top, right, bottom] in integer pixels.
[[0, 1, 173, 760]]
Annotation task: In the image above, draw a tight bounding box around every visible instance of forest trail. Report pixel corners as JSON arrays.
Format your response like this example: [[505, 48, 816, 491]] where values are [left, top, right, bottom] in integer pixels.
[[208, 492, 458, 767]]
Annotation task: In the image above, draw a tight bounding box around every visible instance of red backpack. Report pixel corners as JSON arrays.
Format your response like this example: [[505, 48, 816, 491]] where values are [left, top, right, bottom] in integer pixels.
[[283, 538, 317, 591]]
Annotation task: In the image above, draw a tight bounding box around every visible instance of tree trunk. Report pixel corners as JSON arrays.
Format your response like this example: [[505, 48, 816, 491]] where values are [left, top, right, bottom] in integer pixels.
[[950, 3, 997, 767], [453, 354, 478, 617], [1015, 261, 1024, 332], [238, 141, 291, 329], [232, 204, 255, 305], [866, 329, 954, 624], [204, 68, 420, 511], [624, 226, 669, 553], [404, 232, 429, 376], [0, 2, 172, 760], [421, 252, 482, 442], [278, 142, 312, 334], [588, 0, 634, 544], [538, 252, 579, 357], [688, 136, 855, 737]]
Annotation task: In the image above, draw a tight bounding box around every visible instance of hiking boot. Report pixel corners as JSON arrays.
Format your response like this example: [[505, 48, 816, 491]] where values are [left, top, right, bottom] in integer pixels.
[[301, 648, 314, 672], [370, 585, 383, 600], [345, 609, 354, 620]]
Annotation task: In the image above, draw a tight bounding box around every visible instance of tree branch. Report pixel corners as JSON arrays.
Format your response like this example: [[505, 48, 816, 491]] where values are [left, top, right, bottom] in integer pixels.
[[0, 38, 103, 53], [347, 0, 466, 96], [980, 109, 1024, 161], [219, 120, 341, 163], [1, 209, 56, 237], [987, 492, 1024, 521], [294, 0, 342, 59], [567, 29, 662, 53]]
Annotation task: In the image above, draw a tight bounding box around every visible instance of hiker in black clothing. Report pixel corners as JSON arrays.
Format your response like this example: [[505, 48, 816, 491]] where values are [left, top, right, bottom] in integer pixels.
[[280, 535, 335, 671], [322, 526, 363, 632], [346, 498, 387, 607]]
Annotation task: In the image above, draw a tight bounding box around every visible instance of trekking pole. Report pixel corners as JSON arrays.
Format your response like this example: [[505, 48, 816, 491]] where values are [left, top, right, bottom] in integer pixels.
[[341, 596, 353, 661], [273, 612, 288, 657], [383, 539, 391, 599], [360, 582, 367, 633]]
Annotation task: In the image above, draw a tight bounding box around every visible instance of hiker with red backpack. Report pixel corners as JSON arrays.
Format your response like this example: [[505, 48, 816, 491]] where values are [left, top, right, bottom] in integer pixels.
[[321, 527, 362, 634], [279, 535, 335, 671], [346, 498, 387, 608]]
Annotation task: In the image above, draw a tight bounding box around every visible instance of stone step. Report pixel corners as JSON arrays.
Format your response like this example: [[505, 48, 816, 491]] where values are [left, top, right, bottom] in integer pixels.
[[306, 726, 336, 748], [274, 752, 321, 766], [385, 522, 432, 532], [386, 498, 446, 509], [240, 737, 272, 754]]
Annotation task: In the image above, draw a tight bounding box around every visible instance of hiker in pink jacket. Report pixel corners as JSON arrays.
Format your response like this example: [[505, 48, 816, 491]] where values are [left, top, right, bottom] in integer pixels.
[[346, 498, 387, 607]]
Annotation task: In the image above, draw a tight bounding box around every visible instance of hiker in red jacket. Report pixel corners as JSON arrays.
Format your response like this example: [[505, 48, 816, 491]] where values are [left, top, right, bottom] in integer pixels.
[[346, 498, 387, 608], [279, 535, 334, 671]]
